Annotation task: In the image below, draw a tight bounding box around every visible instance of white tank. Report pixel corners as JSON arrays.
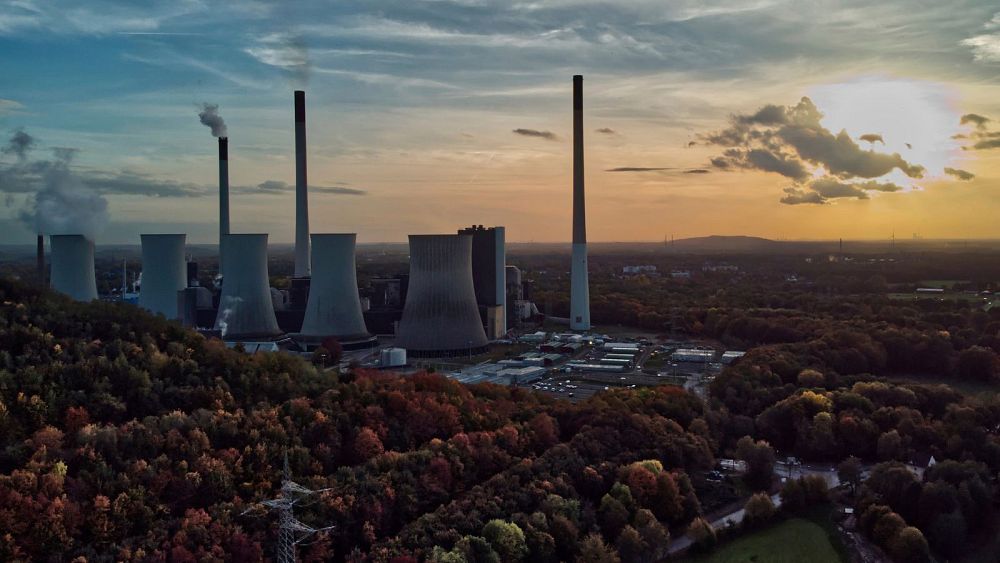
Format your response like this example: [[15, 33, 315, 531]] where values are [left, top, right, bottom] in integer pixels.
[[138, 234, 186, 318], [395, 234, 488, 355], [300, 233, 369, 339], [49, 234, 98, 301], [380, 347, 407, 367], [214, 233, 281, 339]]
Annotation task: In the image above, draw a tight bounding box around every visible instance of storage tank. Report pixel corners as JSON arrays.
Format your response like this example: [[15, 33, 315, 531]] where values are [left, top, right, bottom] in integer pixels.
[[395, 234, 488, 356], [380, 347, 407, 368], [49, 234, 98, 301], [300, 233, 369, 339], [138, 234, 186, 318], [214, 233, 281, 339]]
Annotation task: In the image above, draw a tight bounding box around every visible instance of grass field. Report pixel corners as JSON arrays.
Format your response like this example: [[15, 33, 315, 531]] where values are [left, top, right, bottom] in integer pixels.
[[680, 517, 845, 563]]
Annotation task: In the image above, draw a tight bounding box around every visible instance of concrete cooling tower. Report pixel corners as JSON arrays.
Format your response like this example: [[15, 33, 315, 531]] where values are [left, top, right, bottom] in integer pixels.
[[214, 233, 281, 339], [300, 234, 370, 340], [49, 234, 98, 301], [138, 234, 186, 318], [395, 234, 488, 356]]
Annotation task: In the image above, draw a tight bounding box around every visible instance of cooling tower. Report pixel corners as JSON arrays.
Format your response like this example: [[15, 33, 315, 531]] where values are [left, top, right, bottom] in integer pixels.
[[49, 234, 97, 301], [300, 234, 370, 339], [294, 90, 310, 278], [138, 234, 186, 318], [214, 233, 281, 339], [570, 74, 591, 331], [395, 234, 488, 356]]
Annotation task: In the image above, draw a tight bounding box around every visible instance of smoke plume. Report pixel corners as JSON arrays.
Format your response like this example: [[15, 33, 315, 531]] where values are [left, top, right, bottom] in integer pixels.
[[198, 103, 227, 137], [12, 138, 109, 239]]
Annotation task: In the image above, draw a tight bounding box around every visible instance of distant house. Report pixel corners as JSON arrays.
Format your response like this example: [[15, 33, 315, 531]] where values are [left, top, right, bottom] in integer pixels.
[[906, 452, 938, 478]]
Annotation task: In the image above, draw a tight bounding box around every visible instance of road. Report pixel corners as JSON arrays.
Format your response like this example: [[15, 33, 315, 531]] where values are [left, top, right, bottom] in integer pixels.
[[665, 462, 844, 556]]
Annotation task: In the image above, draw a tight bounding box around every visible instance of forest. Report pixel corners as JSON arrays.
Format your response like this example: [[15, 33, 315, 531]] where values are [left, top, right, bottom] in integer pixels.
[[1, 247, 999, 561]]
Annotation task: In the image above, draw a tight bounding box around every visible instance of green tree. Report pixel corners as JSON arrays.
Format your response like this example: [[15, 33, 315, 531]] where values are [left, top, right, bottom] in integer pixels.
[[889, 527, 930, 563], [482, 520, 528, 563], [837, 456, 862, 495]]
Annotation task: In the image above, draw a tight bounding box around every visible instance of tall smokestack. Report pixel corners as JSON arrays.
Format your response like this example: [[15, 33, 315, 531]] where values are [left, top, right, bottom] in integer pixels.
[[36, 234, 45, 286], [218, 137, 230, 258], [570, 75, 590, 331], [294, 90, 310, 278]]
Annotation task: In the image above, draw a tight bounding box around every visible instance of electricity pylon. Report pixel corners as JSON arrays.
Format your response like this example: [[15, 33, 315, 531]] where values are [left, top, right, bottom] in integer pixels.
[[242, 453, 334, 563]]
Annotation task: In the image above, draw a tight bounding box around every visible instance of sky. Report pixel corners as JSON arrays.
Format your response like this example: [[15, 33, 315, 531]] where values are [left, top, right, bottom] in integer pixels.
[[1, 0, 1000, 244]]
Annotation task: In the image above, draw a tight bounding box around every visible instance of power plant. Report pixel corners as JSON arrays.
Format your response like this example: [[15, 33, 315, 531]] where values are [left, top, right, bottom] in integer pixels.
[[570, 74, 591, 331], [49, 234, 98, 302], [138, 234, 186, 319], [43, 81, 564, 358], [298, 233, 373, 348], [395, 234, 489, 356], [214, 233, 282, 340]]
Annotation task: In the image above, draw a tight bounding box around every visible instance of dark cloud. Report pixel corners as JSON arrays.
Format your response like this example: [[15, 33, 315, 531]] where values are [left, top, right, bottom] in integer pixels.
[[702, 97, 927, 205], [605, 167, 673, 172], [513, 128, 558, 141], [779, 177, 905, 205], [944, 167, 975, 180], [684, 168, 710, 174], [973, 138, 1000, 150], [780, 187, 825, 205], [736, 104, 787, 125], [595, 127, 616, 134], [82, 170, 205, 197], [960, 113, 990, 129], [1, 128, 35, 160], [198, 103, 227, 137], [233, 180, 365, 195]]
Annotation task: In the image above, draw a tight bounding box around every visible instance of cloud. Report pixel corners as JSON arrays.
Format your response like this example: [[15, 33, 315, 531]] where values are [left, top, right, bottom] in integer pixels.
[[513, 128, 558, 141], [605, 166, 673, 172], [778, 177, 906, 205], [702, 96, 928, 204], [232, 180, 366, 196], [684, 168, 710, 174], [779, 187, 825, 205], [0, 99, 22, 115], [961, 34, 1000, 62], [960, 113, 990, 128], [245, 32, 310, 84], [1, 128, 35, 160], [595, 127, 617, 134], [943, 167, 975, 180]]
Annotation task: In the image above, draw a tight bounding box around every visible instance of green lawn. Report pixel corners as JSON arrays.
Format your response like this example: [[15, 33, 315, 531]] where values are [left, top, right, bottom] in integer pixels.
[[680, 517, 845, 563]]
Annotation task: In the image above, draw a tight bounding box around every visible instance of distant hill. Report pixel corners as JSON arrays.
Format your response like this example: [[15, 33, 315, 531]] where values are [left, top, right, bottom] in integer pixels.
[[669, 235, 783, 252]]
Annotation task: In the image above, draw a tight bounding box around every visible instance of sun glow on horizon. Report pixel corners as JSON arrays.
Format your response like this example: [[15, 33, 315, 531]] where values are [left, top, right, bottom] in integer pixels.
[[808, 76, 965, 187]]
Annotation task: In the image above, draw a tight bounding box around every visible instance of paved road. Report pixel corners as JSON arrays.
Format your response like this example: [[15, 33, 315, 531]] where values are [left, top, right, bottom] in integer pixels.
[[665, 462, 844, 556]]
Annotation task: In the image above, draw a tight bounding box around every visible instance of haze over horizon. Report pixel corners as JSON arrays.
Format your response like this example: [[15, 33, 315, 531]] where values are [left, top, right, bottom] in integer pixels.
[[1, 0, 1000, 244]]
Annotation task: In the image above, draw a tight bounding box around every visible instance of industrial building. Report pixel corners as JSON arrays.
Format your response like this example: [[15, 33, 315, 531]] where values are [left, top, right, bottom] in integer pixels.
[[138, 234, 186, 319], [49, 235, 98, 302], [394, 234, 489, 356], [458, 225, 506, 339]]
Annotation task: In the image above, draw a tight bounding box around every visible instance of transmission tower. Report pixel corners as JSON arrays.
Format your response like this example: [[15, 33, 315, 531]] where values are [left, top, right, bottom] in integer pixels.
[[242, 453, 334, 563]]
